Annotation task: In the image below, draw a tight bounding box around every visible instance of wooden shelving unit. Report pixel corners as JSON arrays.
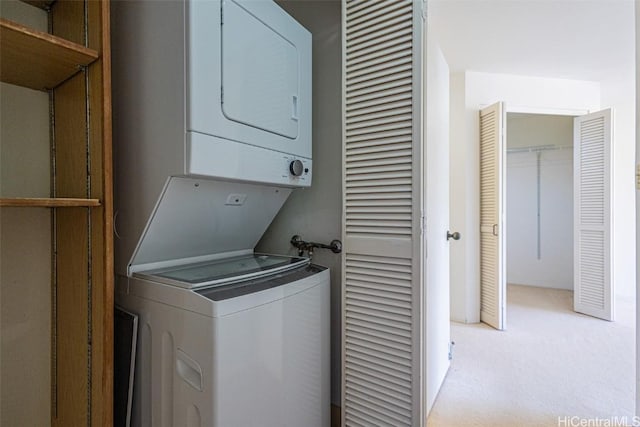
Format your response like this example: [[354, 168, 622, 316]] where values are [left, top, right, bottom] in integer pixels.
[[0, 197, 101, 207], [1, 1, 113, 426], [0, 18, 98, 90]]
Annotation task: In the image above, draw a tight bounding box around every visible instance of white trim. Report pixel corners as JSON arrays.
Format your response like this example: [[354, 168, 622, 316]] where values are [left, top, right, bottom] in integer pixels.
[[478, 103, 589, 116], [504, 104, 589, 116], [412, 0, 427, 422]]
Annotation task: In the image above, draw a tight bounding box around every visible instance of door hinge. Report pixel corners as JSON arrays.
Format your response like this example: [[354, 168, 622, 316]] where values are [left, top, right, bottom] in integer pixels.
[[448, 341, 455, 361]]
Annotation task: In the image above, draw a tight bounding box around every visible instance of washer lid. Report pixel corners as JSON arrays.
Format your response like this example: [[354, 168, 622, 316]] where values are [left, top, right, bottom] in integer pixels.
[[133, 253, 309, 289], [128, 177, 292, 275]]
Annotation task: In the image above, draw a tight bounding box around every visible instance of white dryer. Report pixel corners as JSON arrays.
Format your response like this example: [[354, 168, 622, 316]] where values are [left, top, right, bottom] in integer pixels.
[[116, 178, 330, 426]]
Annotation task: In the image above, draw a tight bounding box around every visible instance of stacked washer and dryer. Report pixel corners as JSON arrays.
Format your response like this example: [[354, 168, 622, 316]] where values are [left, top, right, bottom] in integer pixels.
[[111, 1, 329, 426]]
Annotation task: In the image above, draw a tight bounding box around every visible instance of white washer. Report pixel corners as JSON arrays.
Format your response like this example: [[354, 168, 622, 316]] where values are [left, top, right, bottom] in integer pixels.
[[115, 178, 330, 426], [116, 255, 330, 427]]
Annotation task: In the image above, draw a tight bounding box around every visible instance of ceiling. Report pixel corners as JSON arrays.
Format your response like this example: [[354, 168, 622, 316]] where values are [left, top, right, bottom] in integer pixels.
[[429, 0, 636, 83]]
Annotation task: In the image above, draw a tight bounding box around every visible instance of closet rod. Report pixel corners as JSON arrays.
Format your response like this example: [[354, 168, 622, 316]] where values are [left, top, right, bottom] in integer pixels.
[[507, 144, 572, 154]]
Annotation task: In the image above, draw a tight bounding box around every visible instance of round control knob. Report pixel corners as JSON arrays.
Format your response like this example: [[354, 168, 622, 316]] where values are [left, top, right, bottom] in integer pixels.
[[289, 159, 304, 177]]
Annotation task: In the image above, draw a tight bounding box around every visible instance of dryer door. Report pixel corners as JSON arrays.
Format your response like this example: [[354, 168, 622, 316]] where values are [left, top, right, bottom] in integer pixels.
[[221, 0, 299, 140], [187, 0, 312, 164]]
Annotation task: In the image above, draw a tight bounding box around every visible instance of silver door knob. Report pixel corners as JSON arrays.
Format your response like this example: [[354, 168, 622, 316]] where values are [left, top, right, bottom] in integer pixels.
[[447, 231, 460, 241]]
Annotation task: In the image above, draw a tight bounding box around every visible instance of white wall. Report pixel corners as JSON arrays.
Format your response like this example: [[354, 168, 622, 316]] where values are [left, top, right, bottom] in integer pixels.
[[635, 0, 639, 416], [0, 2, 51, 425], [450, 71, 601, 323], [506, 114, 574, 290], [257, 0, 343, 407], [601, 74, 637, 299], [425, 34, 451, 413]]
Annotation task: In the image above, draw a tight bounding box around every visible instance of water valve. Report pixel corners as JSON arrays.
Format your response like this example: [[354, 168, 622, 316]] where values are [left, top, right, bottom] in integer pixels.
[[290, 235, 342, 258]]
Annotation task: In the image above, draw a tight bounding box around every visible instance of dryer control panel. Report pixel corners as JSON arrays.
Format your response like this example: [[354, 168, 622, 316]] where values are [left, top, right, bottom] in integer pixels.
[[284, 157, 311, 184], [187, 132, 312, 187]]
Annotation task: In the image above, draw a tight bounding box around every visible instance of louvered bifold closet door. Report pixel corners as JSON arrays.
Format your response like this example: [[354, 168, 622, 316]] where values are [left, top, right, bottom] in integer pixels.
[[574, 109, 614, 321], [342, 1, 425, 426], [479, 102, 506, 330]]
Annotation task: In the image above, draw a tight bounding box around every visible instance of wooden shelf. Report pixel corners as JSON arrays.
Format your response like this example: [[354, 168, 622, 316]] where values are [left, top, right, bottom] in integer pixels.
[[21, 0, 56, 10], [0, 18, 98, 91], [0, 197, 101, 207], [2, 1, 113, 425]]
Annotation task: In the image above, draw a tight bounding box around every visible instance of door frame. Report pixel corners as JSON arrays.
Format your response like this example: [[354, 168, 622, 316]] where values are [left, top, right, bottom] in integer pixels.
[[502, 105, 589, 117]]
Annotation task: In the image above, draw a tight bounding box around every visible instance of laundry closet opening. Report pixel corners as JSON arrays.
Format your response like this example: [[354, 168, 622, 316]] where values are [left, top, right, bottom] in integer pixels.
[[505, 113, 576, 295]]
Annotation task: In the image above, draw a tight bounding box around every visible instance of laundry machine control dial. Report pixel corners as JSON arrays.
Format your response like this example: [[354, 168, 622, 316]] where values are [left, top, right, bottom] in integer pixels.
[[289, 159, 304, 177]]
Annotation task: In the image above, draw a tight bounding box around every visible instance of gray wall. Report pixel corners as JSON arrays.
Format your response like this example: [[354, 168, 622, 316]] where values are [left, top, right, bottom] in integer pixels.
[[257, 0, 342, 406], [0, 2, 51, 425]]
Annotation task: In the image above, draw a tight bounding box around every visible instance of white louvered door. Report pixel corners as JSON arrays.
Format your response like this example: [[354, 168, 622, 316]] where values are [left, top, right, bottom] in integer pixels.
[[342, 0, 425, 426], [574, 109, 614, 321], [479, 102, 506, 330]]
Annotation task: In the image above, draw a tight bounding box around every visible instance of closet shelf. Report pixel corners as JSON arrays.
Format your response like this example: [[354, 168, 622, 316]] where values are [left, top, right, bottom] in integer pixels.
[[0, 18, 98, 91], [0, 198, 101, 208]]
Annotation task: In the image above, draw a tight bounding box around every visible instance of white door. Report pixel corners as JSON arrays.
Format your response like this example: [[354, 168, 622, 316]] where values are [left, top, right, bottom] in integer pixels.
[[424, 34, 451, 413], [479, 102, 506, 330], [573, 109, 614, 321], [342, 0, 425, 425]]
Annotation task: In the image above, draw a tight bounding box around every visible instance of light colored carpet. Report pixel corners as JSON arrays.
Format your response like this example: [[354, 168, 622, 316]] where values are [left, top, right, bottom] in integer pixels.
[[427, 284, 636, 427]]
